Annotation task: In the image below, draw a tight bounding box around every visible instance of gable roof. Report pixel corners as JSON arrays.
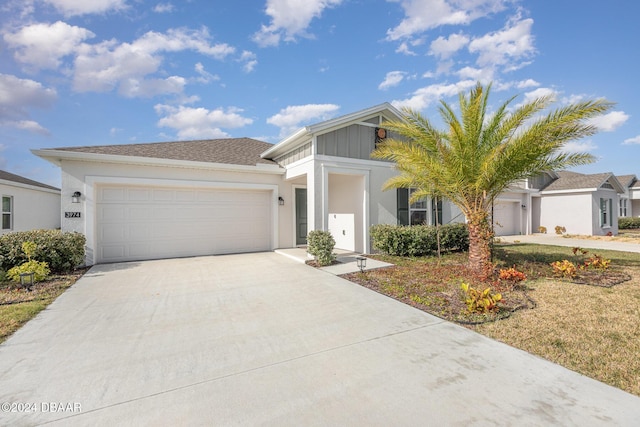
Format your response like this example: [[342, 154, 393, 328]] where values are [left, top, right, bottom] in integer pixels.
[[261, 102, 404, 159], [542, 171, 624, 193], [34, 138, 279, 168], [616, 174, 637, 188], [0, 169, 59, 191]]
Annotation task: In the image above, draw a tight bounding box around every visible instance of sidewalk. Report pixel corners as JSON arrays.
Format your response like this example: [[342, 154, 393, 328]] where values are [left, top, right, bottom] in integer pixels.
[[274, 247, 394, 274], [498, 234, 640, 253]]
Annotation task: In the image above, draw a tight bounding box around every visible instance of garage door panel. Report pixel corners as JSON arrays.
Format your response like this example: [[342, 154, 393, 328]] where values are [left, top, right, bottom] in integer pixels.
[[96, 185, 273, 263], [493, 201, 518, 236]]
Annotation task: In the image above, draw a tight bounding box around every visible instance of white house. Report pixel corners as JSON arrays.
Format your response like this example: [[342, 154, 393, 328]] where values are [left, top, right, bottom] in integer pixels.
[[0, 169, 61, 235], [616, 174, 640, 218], [32, 103, 634, 265]]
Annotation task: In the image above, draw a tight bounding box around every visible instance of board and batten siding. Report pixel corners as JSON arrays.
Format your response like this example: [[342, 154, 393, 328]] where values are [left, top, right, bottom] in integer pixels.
[[274, 142, 312, 166], [317, 124, 375, 160]]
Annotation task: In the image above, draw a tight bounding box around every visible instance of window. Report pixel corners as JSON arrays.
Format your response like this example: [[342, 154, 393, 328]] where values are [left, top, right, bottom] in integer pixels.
[[600, 197, 612, 227], [2, 196, 12, 230], [619, 199, 628, 217], [396, 188, 430, 225]]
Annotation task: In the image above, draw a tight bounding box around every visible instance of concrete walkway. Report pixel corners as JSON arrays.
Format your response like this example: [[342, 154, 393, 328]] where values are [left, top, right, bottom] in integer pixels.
[[275, 247, 394, 274], [498, 233, 640, 253], [1, 252, 640, 426]]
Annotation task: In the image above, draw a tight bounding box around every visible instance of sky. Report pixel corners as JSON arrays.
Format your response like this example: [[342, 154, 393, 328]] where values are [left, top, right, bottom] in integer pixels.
[[1, 0, 639, 188]]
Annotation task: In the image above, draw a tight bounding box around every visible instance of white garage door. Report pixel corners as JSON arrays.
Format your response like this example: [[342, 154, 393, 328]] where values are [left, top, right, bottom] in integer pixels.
[[96, 185, 272, 263], [492, 201, 518, 236]]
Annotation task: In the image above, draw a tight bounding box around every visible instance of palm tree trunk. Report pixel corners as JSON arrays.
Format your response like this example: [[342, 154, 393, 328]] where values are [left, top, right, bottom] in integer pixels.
[[466, 210, 494, 276]]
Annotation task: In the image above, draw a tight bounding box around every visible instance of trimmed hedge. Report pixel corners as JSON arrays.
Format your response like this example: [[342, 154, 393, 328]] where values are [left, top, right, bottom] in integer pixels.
[[619, 217, 640, 229], [370, 223, 469, 257], [0, 230, 85, 273]]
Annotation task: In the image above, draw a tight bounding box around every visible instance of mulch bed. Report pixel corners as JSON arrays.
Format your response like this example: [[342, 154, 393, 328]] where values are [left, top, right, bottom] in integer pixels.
[[0, 269, 88, 306]]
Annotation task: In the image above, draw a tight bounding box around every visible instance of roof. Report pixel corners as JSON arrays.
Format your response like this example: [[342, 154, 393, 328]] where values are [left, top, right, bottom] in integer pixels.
[[616, 174, 637, 188], [0, 169, 60, 191], [542, 171, 623, 193], [43, 138, 278, 167], [261, 102, 404, 159]]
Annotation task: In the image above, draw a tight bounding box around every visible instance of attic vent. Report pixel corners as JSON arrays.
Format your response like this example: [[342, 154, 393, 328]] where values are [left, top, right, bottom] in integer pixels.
[[374, 127, 387, 147], [601, 182, 614, 189]]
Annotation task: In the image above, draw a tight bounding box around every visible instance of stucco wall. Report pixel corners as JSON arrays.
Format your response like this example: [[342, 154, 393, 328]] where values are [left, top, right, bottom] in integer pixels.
[[59, 159, 293, 263], [539, 193, 593, 235], [0, 183, 60, 234], [591, 188, 619, 235]]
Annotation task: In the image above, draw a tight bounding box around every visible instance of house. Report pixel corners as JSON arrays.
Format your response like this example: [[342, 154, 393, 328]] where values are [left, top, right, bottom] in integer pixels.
[[0, 169, 61, 235], [32, 103, 633, 265], [616, 174, 640, 218]]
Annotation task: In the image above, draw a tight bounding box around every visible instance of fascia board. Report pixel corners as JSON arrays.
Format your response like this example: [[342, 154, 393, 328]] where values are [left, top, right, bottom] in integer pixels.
[[32, 149, 284, 175], [0, 179, 60, 194], [540, 188, 598, 195]]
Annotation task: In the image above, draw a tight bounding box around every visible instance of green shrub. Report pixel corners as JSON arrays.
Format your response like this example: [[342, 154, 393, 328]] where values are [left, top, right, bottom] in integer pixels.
[[619, 217, 640, 229], [370, 223, 468, 257], [7, 260, 51, 283], [0, 230, 85, 273], [307, 230, 336, 266]]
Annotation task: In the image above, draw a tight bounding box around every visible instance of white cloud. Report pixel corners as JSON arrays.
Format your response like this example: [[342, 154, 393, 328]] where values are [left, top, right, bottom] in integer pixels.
[[516, 79, 539, 89], [4, 21, 95, 70], [267, 103, 340, 137], [153, 2, 174, 13], [562, 140, 597, 154], [8, 120, 50, 135], [623, 136, 640, 145], [41, 0, 127, 16], [155, 104, 253, 139], [588, 111, 629, 132], [386, 0, 508, 41], [72, 27, 235, 96], [0, 74, 56, 134], [239, 51, 258, 73], [520, 87, 557, 104], [193, 62, 219, 84], [468, 16, 535, 69], [379, 71, 407, 90], [429, 32, 469, 59], [253, 0, 343, 47], [456, 66, 494, 81], [392, 80, 476, 110]]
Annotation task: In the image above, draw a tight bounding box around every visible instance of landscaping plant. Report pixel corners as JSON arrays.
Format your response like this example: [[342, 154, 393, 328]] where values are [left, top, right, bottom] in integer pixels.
[[307, 230, 336, 266], [371, 82, 612, 274], [461, 282, 502, 314], [7, 241, 51, 283]]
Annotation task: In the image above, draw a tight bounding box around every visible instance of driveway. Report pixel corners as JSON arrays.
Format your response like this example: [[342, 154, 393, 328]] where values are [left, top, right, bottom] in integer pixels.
[[1, 252, 639, 426]]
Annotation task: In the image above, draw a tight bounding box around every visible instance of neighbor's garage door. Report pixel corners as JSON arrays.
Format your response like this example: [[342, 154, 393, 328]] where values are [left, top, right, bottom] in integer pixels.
[[492, 200, 518, 236], [96, 185, 272, 263]]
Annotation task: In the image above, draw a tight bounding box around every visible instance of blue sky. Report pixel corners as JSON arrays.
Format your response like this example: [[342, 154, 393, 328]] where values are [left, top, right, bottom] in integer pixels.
[[1, 0, 638, 187]]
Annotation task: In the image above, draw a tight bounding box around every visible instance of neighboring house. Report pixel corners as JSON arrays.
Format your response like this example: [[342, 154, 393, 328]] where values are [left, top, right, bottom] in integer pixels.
[[616, 174, 640, 218], [0, 169, 61, 235], [31, 103, 635, 265]]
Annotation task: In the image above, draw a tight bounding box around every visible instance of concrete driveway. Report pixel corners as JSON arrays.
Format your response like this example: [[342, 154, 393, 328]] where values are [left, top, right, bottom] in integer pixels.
[[1, 252, 639, 426]]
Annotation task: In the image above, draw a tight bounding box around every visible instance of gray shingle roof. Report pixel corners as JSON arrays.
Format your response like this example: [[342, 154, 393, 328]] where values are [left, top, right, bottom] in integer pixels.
[[542, 171, 614, 191], [52, 138, 278, 167], [0, 170, 59, 191], [615, 174, 636, 188]]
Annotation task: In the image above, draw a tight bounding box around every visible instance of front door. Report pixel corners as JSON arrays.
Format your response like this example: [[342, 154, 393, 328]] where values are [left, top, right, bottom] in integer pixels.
[[295, 188, 307, 245]]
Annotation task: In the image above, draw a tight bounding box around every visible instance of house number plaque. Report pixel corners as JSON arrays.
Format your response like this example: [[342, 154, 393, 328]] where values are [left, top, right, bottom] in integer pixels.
[[65, 212, 81, 218]]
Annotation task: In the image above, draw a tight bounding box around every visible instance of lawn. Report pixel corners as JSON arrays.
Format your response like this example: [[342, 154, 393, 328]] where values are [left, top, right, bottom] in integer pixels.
[[343, 243, 640, 397], [0, 270, 86, 344]]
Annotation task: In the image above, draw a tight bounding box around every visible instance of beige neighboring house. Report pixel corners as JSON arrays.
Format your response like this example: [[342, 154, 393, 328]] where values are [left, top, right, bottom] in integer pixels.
[[0, 169, 61, 235], [31, 103, 635, 265]]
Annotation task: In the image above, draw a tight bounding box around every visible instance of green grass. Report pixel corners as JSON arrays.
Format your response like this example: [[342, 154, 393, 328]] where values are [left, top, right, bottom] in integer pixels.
[[0, 272, 85, 344], [343, 243, 640, 396]]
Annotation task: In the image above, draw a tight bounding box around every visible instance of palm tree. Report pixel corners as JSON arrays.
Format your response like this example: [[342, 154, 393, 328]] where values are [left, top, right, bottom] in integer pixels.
[[373, 82, 612, 274]]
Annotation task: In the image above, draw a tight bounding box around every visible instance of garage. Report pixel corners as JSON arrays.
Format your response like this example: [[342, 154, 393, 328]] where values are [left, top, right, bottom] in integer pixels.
[[492, 200, 519, 236], [96, 184, 273, 263]]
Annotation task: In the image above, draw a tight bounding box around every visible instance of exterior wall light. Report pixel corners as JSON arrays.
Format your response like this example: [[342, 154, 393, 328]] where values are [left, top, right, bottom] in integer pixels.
[[72, 191, 82, 203], [521, 204, 526, 209], [278, 196, 285, 206], [356, 256, 367, 273]]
